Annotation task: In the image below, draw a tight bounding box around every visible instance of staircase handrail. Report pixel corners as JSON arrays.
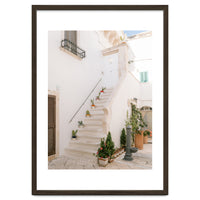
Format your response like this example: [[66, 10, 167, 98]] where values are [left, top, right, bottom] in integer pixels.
[[69, 77, 102, 123]]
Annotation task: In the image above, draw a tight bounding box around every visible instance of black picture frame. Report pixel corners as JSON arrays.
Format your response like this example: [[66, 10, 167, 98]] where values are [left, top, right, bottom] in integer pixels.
[[32, 5, 168, 195]]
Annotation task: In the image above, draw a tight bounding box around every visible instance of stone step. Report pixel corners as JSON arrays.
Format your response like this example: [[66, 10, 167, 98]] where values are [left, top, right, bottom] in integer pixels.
[[95, 102, 107, 106], [93, 105, 105, 109], [89, 107, 105, 112], [104, 88, 113, 91], [102, 89, 113, 93], [78, 131, 105, 138], [97, 96, 110, 100], [77, 132, 106, 140], [78, 127, 103, 132], [84, 116, 105, 121], [95, 100, 108, 104], [83, 124, 103, 128], [101, 92, 112, 96], [84, 121, 104, 126], [89, 110, 104, 115]]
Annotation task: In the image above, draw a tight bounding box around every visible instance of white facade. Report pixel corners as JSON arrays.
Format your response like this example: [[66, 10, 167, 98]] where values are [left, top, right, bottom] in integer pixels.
[[48, 30, 152, 155]]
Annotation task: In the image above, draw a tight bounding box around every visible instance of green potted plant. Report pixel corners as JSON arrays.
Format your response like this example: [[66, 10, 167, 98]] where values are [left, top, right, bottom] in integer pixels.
[[106, 132, 115, 163], [120, 128, 126, 151], [91, 98, 96, 109], [78, 121, 85, 128], [85, 110, 91, 117], [143, 130, 151, 144], [126, 105, 147, 150], [72, 130, 78, 140], [96, 138, 109, 167], [96, 92, 101, 101], [100, 87, 106, 93]]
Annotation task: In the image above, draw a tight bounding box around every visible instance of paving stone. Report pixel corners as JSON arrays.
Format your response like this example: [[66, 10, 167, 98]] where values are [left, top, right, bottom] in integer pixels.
[[48, 144, 152, 170]]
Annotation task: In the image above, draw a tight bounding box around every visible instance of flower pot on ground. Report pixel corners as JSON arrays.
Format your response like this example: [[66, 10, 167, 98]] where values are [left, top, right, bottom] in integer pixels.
[[135, 131, 143, 150], [72, 130, 78, 140], [143, 130, 151, 144], [98, 157, 109, 166], [96, 138, 109, 167], [85, 110, 91, 117]]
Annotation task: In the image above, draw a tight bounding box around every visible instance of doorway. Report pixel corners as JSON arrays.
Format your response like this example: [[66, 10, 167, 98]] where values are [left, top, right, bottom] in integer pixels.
[[48, 96, 56, 156]]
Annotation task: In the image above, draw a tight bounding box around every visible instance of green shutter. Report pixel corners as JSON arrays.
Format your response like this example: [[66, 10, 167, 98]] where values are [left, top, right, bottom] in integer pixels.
[[140, 72, 143, 82], [144, 72, 148, 82], [140, 72, 148, 82]]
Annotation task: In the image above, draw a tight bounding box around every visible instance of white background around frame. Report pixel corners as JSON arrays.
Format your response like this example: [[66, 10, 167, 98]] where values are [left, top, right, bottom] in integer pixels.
[[37, 10, 163, 190], [1, 0, 200, 200]]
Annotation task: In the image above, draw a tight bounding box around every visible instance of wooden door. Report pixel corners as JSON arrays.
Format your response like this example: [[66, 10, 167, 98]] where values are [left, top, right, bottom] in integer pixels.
[[48, 96, 56, 156]]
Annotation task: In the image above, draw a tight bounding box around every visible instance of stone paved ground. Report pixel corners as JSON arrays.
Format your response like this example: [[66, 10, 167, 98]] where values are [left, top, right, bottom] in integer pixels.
[[48, 144, 152, 170]]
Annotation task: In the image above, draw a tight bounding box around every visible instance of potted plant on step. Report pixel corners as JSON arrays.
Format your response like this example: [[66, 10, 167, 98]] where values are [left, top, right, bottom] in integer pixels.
[[72, 130, 78, 140], [120, 128, 126, 151], [143, 130, 151, 144], [85, 110, 91, 117], [91, 98, 96, 109], [96, 92, 101, 101], [96, 138, 109, 167], [100, 87, 106, 93], [78, 121, 85, 128]]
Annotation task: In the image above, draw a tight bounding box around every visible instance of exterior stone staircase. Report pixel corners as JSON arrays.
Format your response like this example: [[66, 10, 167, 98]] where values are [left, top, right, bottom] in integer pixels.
[[64, 88, 113, 157]]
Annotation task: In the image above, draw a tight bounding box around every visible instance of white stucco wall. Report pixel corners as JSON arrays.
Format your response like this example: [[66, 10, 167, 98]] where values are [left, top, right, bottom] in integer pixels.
[[109, 72, 152, 148], [48, 31, 152, 153], [127, 34, 152, 82], [48, 31, 114, 154]]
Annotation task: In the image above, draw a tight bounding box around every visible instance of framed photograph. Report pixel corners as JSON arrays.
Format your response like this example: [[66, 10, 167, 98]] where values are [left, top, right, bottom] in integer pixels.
[[32, 5, 168, 195]]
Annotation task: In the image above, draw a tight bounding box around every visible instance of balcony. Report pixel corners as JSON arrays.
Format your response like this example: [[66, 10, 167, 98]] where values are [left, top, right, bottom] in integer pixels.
[[61, 39, 86, 59]]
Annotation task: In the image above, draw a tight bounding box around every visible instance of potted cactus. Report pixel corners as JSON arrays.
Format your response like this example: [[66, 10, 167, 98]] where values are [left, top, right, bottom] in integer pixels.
[[96, 92, 101, 101], [100, 87, 106, 93], [91, 98, 96, 109], [85, 110, 91, 117], [72, 130, 78, 140], [78, 121, 85, 128]]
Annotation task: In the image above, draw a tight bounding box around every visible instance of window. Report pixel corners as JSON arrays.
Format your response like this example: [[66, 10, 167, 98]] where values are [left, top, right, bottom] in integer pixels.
[[140, 71, 148, 82], [61, 31, 86, 59], [64, 31, 77, 55], [64, 31, 77, 45]]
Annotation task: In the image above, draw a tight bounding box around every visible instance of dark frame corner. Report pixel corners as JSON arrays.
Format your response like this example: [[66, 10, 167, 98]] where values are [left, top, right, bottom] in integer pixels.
[[32, 5, 168, 195]]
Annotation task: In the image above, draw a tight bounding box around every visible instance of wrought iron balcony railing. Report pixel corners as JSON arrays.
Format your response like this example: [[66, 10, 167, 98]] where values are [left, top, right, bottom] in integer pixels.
[[61, 39, 86, 59]]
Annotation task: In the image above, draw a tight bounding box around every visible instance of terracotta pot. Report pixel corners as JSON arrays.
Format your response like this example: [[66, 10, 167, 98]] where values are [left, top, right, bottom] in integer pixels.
[[98, 157, 108, 167], [143, 135, 148, 144], [135, 134, 143, 150]]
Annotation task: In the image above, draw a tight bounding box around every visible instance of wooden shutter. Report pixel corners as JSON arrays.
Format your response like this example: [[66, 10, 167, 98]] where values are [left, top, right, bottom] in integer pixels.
[[48, 96, 56, 156]]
